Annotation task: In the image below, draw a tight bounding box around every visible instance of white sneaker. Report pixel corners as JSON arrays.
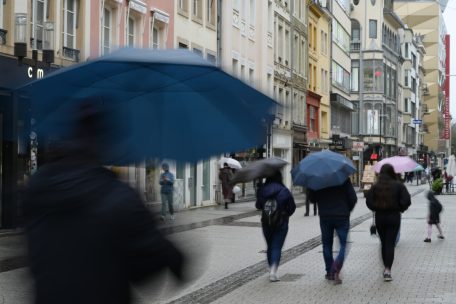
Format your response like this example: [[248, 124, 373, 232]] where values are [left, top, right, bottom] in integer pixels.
[[269, 274, 280, 282]]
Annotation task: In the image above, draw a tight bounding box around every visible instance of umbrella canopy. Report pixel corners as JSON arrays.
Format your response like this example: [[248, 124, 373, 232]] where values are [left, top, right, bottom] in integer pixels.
[[291, 150, 356, 191], [16, 48, 277, 164], [219, 157, 242, 170], [230, 157, 288, 184], [411, 164, 424, 172], [447, 155, 456, 177], [373, 156, 418, 173]]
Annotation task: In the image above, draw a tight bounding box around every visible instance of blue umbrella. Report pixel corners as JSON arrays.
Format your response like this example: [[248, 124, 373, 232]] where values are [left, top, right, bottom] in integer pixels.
[[291, 150, 356, 190], [16, 48, 277, 164]]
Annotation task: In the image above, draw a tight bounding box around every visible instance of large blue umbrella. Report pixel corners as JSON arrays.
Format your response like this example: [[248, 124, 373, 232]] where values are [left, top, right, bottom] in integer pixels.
[[291, 150, 356, 190], [16, 48, 277, 164]]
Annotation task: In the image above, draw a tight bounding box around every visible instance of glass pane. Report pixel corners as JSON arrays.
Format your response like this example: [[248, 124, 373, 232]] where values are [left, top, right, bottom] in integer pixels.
[[67, 12, 74, 35], [104, 9, 111, 27], [104, 28, 110, 46], [68, 0, 75, 11], [37, 1, 44, 25]]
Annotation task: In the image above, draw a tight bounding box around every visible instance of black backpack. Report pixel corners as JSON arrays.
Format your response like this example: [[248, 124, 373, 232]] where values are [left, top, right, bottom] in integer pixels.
[[261, 198, 284, 229]]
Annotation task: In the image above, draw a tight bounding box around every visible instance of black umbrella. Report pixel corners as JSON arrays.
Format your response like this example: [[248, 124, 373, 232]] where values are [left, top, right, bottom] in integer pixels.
[[230, 157, 288, 184]]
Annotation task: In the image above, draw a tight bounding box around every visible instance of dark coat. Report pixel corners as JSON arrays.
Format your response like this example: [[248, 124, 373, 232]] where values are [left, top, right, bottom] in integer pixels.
[[427, 192, 442, 224], [255, 182, 296, 223], [219, 167, 234, 200], [23, 159, 185, 304], [308, 179, 357, 218], [365, 179, 411, 213]]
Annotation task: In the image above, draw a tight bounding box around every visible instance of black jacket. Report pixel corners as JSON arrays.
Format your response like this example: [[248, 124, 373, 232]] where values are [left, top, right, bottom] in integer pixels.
[[23, 158, 185, 304], [365, 180, 411, 213], [308, 179, 357, 218]]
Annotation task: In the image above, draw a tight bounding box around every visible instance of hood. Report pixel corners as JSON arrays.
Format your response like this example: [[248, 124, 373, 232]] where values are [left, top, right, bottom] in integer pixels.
[[259, 182, 284, 200], [24, 160, 116, 215]]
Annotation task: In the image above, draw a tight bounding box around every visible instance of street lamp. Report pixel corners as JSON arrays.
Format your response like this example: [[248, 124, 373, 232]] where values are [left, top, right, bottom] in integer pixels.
[[14, 13, 54, 69]]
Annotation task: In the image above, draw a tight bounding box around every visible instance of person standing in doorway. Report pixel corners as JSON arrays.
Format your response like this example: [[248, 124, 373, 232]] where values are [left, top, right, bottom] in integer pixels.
[[160, 163, 175, 221], [308, 178, 357, 285], [366, 164, 411, 282], [219, 163, 234, 209]]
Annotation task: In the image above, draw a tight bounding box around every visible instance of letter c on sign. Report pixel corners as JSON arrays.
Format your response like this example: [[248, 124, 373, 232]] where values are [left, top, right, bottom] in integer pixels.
[[27, 67, 33, 78]]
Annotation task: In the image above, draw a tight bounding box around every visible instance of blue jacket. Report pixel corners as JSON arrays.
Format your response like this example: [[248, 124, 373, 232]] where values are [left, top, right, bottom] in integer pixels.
[[255, 182, 296, 222], [159, 171, 174, 194], [308, 179, 357, 218]]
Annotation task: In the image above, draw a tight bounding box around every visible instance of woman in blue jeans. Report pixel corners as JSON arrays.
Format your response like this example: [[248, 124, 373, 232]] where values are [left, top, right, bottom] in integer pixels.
[[256, 170, 296, 282]]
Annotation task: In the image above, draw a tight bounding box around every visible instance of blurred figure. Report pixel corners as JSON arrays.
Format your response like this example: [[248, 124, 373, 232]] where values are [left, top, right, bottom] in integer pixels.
[[23, 104, 186, 304], [159, 163, 175, 221], [219, 163, 234, 209], [304, 188, 317, 216], [308, 178, 357, 285], [255, 170, 296, 282], [424, 191, 444, 242], [366, 164, 411, 282]]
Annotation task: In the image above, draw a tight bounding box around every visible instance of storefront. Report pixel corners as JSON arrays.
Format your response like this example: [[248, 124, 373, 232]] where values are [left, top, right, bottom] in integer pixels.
[[0, 53, 58, 228]]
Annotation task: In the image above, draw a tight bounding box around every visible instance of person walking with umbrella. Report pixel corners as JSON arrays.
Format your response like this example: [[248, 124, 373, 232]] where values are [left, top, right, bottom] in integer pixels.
[[291, 150, 358, 284], [365, 164, 411, 282], [308, 179, 357, 284], [219, 163, 234, 209], [255, 170, 296, 282]]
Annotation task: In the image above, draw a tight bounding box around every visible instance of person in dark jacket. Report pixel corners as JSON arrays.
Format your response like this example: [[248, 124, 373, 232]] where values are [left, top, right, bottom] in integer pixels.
[[255, 170, 296, 282], [219, 163, 234, 209], [366, 163, 411, 282], [304, 188, 317, 216], [159, 162, 175, 221], [22, 105, 186, 304], [308, 178, 357, 285], [424, 191, 444, 242]]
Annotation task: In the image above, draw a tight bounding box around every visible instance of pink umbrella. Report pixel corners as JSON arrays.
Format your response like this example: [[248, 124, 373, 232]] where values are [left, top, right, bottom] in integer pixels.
[[373, 156, 419, 173]]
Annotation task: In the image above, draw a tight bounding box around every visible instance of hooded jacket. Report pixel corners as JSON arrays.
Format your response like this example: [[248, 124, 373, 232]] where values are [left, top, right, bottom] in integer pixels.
[[255, 182, 296, 223], [23, 158, 184, 304], [308, 179, 357, 218]]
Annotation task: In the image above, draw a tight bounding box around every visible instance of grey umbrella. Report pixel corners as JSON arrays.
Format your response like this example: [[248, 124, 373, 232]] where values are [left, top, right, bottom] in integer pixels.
[[229, 157, 288, 184]]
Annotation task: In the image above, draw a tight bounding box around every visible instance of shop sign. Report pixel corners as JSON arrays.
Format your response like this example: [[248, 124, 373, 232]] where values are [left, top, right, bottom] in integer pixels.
[[27, 67, 45, 79]]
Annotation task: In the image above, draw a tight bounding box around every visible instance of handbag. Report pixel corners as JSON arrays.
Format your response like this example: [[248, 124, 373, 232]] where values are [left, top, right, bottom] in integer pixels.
[[370, 212, 377, 236]]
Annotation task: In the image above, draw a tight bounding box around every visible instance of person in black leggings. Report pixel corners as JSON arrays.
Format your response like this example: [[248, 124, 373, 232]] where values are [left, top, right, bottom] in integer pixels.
[[366, 164, 411, 282]]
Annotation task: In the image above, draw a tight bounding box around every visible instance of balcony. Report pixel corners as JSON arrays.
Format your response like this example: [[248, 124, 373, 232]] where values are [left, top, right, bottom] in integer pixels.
[[0, 29, 7, 45], [350, 41, 360, 52], [62, 46, 80, 62]]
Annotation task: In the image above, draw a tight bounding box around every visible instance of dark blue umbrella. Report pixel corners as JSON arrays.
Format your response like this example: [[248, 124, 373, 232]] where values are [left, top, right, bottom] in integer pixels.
[[291, 150, 356, 190], [16, 48, 277, 164]]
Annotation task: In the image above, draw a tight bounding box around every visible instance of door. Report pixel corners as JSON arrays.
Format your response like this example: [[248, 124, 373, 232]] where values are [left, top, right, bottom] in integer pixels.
[[202, 159, 210, 202], [189, 162, 197, 206]]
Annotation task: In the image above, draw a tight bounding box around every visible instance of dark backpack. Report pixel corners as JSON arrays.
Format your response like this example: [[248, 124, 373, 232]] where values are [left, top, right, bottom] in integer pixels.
[[261, 198, 284, 229]]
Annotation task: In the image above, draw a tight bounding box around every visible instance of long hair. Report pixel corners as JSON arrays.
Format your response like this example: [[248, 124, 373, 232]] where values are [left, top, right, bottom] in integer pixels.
[[373, 163, 399, 210]]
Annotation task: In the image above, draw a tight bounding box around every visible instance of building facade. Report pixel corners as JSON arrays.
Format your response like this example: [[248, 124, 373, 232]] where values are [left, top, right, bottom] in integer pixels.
[[394, 0, 448, 160]]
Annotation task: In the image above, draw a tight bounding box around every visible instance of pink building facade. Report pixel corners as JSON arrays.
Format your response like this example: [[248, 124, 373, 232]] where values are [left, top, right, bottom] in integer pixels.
[[89, 0, 175, 59]]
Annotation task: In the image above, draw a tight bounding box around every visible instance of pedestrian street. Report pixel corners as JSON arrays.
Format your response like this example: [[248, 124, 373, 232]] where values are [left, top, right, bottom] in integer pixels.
[[0, 183, 455, 304]]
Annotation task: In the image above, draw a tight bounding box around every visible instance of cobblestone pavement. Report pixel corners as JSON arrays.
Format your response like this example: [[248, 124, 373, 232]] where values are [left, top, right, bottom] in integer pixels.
[[1, 184, 454, 304]]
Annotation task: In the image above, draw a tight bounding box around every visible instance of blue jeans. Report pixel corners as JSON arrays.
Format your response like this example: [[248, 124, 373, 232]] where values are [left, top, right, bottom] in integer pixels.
[[161, 192, 174, 216], [262, 222, 289, 267], [319, 217, 349, 274]]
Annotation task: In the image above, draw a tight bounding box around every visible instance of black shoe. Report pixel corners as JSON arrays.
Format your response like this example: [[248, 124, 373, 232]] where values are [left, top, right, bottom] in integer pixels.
[[438, 235, 445, 239], [424, 238, 431, 243], [224, 203, 228, 209], [325, 273, 334, 280], [383, 273, 393, 282], [304, 213, 309, 217]]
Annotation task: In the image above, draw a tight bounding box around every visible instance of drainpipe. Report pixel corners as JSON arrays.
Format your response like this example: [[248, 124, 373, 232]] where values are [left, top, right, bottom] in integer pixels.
[[216, 0, 222, 68]]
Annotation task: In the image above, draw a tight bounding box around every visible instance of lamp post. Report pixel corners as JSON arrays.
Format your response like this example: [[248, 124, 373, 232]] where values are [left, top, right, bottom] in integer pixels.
[[14, 13, 54, 74]]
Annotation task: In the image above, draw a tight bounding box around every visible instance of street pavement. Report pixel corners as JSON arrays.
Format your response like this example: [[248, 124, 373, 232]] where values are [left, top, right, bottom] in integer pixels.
[[1, 183, 455, 303]]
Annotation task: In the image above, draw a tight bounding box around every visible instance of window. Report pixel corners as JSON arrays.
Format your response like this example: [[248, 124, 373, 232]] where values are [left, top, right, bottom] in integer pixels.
[[313, 66, 317, 91], [178, 0, 188, 13], [285, 30, 290, 65], [411, 77, 416, 93], [193, 47, 203, 57], [333, 19, 349, 52], [369, 20, 377, 39], [233, 0, 240, 11], [278, 25, 283, 61], [241, 65, 245, 81], [207, 53, 216, 64], [404, 69, 409, 87], [0, 0, 3, 29], [193, 0, 202, 19], [412, 53, 417, 69], [268, 1, 273, 32], [332, 61, 350, 93], [249, 0, 255, 25], [404, 43, 409, 58], [404, 98, 409, 113], [152, 26, 159, 49], [249, 69, 254, 85], [232, 59, 238, 76], [178, 42, 188, 49], [309, 106, 317, 132], [351, 61, 359, 91], [128, 17, 135, 47], [62, 0, 77, 50], [207, 0, 216, 26], [30, 0, 47, 49], [363, 60, 383, 92], [102, 7, 112, 54], [313, 26, 317, 51]]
